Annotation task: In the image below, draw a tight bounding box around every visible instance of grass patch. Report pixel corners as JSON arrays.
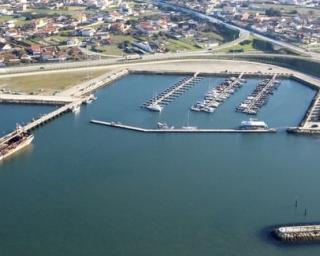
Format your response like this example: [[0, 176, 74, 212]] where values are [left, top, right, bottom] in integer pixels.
[[166, 38, 199, 52], [97, 45, 124, 56], [254, 3, 320, 17], [0, 69, 109, 94], [222, 36, 257, 53], [26, 8, 94, 18], [0, 16, 13, 25]]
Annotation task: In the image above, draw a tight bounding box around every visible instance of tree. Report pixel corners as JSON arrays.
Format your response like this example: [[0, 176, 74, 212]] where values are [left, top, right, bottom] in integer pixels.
[[265, 8, 282, 17], [252, 39, 274, 52]]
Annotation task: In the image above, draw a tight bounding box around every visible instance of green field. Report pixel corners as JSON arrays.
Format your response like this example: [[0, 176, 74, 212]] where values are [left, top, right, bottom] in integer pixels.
[[221, 36, 257, 53], [166, 38, 200, 52], [254, 3, 320, 17], [0, 69, 110, 94], [26, 7, 92, 18], [95, 35, 136, 56]]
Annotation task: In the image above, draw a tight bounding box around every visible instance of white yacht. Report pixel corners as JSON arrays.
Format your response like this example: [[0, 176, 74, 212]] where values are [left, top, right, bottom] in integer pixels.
[[182, 126, 198, 130], [85, 94, 97, 104], [157, 122, 174, 129], [240, 119, 268, 130], [182, 112, 197, 130], [72, 105, 81, 113], [203, 107, 215, 113], [147, 104, 162, 112]]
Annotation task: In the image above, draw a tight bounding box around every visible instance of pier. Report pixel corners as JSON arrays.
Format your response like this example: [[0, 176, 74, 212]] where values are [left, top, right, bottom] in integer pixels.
[[0, 98, 89, 146], [191, 73, 245, 113], [236, 74, 280, 115], [142, 72, 202, 111], [0, 69, 131, 160], [274, 224, 320, 242], [90, 120, 276, 133]]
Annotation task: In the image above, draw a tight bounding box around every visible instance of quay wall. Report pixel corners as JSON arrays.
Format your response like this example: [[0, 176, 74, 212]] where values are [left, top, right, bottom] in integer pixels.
[[0, 99, 68, 105], [0, 94, 75, 105], [129, 69, 291, 79], [299, 91, 320, 127], [211, 54, 320, 79]]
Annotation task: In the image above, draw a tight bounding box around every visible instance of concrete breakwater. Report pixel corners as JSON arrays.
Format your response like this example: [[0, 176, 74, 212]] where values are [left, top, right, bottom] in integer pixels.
[[0, 94, 75, 105], [287, 91, 320, 134], [90, 120, 277, 133], [273, 225, 320, 242]]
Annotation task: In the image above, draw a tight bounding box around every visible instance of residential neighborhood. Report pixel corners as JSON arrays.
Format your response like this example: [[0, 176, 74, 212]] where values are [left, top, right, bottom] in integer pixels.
[[0, 0, 319, 66], [0, 0, 234, 66], [167, 0, 320, 49]]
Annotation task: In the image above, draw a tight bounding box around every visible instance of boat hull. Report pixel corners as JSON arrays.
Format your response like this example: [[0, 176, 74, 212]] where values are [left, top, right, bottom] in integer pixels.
[[0, 135, 34, 161]]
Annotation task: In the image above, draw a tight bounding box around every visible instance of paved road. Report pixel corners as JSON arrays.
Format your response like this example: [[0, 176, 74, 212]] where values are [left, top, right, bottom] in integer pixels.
[[0, 51, 317, 77]]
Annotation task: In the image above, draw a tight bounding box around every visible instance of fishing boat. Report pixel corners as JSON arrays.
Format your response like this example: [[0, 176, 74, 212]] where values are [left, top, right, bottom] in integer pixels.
[[0, 125, 34, 161]]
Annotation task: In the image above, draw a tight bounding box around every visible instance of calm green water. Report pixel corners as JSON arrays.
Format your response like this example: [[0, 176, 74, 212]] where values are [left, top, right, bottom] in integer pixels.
[[0, 74, 320, 256]]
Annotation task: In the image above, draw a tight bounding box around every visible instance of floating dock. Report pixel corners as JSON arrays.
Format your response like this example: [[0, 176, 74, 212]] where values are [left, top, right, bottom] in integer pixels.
[[90, 120, 276, 133], [236, 74, 280, 115], [273, 224, 320, 242], [191, 73, 245, 113], [142, 72, 202, 111]]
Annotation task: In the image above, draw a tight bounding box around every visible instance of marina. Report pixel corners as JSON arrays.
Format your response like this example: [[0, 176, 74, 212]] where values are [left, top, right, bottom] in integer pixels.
[[236, 74, 280, 115], [0, 72, 319, 256], [190, 73, 246, 113], [142, 72, 202, 112]]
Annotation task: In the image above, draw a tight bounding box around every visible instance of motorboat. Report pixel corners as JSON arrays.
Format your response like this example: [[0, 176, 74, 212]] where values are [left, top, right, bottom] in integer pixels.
[[147, 104, 162, 112]]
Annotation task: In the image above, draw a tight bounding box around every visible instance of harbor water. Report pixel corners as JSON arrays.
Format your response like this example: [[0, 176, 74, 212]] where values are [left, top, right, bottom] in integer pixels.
[[0, 74, 320, 256]]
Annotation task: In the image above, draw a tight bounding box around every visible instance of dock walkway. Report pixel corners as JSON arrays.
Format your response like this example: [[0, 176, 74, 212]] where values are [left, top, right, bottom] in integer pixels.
[[143, 72, 202, 111], [237, 74, 279, 115], [191, 73, 245, 113]]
